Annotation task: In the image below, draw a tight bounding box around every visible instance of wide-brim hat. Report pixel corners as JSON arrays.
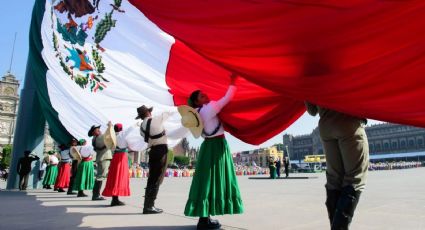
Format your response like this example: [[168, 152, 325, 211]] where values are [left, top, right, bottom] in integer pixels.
[[104, 126, 117, 150], [135, 105, 153, 120], [88, 125, 101, 137], [177, 105, 203, 138]]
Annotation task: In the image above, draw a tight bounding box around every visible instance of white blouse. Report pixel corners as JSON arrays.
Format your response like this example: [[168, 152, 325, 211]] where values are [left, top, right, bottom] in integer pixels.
[[116, 129, 131, 149], [199, 85, 236, 138]]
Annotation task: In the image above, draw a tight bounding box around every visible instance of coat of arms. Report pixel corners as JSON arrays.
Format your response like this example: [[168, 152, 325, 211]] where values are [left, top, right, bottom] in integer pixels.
[[51, 0, 124, 92]]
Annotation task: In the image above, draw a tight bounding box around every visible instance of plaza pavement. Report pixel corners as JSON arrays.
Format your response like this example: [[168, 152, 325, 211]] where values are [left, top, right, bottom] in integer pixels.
[[0, 168, 424, 230]]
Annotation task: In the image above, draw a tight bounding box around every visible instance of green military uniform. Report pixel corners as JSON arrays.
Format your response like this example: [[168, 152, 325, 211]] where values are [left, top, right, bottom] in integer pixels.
[[305, 102, 369, 229], [89, 124, 113, 201]]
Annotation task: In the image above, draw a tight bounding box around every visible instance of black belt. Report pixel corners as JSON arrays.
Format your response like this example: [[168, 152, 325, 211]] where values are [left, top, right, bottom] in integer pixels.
[[150, 130, 166, 139]]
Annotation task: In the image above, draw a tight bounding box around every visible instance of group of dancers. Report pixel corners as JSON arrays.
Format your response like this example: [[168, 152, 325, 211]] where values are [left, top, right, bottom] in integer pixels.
[[29, 72, 366, 229], [37, 73, 243, 230]]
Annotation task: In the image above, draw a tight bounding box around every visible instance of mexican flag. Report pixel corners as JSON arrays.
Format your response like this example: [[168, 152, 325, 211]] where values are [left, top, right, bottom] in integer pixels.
[[23, 0, 425, 147]]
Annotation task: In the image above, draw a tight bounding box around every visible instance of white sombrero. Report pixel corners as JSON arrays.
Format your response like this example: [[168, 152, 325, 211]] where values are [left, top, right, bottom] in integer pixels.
[[177, 105, 203, 138]]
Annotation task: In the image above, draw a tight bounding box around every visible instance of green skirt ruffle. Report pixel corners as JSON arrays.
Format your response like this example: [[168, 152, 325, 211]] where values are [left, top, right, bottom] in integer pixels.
[[184, 137, 244, 217], [73, 160, 95, 191], [43, 165, 58, 185], [270, 166, 277, 179]]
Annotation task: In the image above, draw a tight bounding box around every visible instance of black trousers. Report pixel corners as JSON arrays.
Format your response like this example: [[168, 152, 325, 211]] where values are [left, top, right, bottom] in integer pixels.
[[68, 160, 79, 191], [19, 173, 30, 190], [146, 145, 168, 189], [144, 144, 168, 208]]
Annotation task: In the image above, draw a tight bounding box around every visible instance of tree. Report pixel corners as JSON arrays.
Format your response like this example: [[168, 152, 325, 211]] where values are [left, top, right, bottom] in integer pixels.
[[167, 149, 174, 166], [0, 144, 13, 169], [174, 156, 190, 166]]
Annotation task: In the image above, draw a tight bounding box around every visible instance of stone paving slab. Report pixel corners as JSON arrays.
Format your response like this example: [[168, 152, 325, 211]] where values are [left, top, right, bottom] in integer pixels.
[[1, 168, 425, 230]]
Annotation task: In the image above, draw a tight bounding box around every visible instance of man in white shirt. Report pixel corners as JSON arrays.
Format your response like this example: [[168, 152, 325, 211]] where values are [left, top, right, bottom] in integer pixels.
[[136, 105, 169, 214]]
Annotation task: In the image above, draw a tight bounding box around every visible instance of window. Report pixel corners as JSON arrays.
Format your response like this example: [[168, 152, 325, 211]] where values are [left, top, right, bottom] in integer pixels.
[[409, 140, 415, 148], [418, 139, 424, 147], [400, 140, 406, 148], [384, 142, 390, 150], [391, 142, 398, 149]]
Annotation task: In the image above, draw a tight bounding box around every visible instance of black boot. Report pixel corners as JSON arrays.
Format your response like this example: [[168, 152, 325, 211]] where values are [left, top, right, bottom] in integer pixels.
[[77, 190, 88, 197], [67, 178, 77, 195], [208, 217, 221, 229], [67, 190, 77, 195], [197, 217, 221, 230], [58, 188, 66, 193], [143, 187, 163, 214], [326, 189, 341, 225], [46, 185, 52, 189], [331, 186, 361, 230], [111, 196, 125, 206], [92, 180, 106, 201]]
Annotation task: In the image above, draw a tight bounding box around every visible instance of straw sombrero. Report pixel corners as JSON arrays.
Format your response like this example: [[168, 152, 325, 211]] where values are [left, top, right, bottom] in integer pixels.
[[177, 105, 203, 138], [104, 126, 117, 150]]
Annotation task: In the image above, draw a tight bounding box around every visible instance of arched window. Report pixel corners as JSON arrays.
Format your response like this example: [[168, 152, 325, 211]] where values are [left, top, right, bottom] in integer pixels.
[[400, 140, 406, 148]]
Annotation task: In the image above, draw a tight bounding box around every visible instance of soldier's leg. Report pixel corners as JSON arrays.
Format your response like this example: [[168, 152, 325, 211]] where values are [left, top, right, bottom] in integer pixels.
[[322, 139, 344, 225], [332, 125, 369, 229], [92, 160, 110, 200], [339, 126, 369, 191]]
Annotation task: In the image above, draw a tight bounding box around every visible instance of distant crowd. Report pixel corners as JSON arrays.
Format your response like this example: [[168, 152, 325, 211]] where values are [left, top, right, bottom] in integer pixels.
[[368, 161, 424, 171]]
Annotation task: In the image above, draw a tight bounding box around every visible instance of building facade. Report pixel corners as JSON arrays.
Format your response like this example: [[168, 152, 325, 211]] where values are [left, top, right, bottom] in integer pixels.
[[0, 72, 56, 155], [234, 145, 284, 167], [282, 123, 425, 160], [0, 72, 20, 149]]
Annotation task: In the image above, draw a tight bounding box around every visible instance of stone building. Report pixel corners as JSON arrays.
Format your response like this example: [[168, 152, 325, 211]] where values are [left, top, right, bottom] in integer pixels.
[[0, 72, 20, 149], [282, 123, 425, 161], [0, 72, 56, 155]]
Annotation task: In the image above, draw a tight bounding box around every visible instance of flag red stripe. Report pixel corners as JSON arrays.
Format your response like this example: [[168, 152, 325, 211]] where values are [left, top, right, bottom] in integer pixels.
[[131, 0, 425, 143]]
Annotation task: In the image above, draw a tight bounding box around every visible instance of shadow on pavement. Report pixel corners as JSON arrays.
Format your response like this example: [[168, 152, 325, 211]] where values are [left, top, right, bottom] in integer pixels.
[[0, 190, 196, 230]]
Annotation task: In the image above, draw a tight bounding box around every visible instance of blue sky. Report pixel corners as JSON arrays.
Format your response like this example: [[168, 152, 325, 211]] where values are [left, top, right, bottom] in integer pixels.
[[0, 2, 34, 83], [0, 1, 382, 152]]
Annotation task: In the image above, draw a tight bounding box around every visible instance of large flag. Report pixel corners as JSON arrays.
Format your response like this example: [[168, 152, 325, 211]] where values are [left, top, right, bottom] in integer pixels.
[[28, 0, 425, 146]]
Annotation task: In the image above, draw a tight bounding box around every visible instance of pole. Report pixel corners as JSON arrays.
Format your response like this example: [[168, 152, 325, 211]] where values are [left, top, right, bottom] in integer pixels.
[[8, 33, 17, 73]]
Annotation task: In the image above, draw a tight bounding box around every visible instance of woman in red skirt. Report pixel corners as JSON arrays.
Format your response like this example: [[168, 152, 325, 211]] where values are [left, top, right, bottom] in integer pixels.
[[54, 143, 74, 192], [102, 123, 130, 206]]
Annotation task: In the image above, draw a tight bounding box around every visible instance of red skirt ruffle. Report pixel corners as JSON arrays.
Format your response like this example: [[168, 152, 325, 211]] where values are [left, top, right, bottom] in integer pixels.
[[102, 152, 130, 197], [54, 162, 71, 189]]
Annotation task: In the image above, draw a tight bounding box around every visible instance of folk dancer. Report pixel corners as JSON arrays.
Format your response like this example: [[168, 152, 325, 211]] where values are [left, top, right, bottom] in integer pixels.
[[102, 123, 131, 206], [136, 105, 170, 214], [88, 122, 114, 201], [180, 73, 243, 230], [73, 139, 95, 197], [42, 151, 59, 189]]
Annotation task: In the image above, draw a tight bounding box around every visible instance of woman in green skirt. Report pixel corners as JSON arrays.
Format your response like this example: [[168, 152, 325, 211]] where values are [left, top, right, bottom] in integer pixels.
[[43, 151, 59, 189], [73, 139, 95, 197], [182, 74, 243, 230], [269, 157, 277, 179]]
